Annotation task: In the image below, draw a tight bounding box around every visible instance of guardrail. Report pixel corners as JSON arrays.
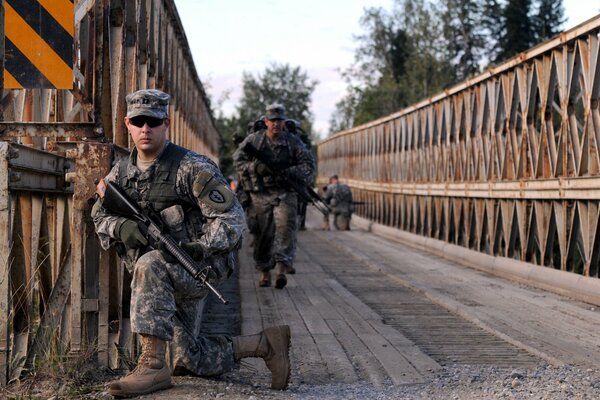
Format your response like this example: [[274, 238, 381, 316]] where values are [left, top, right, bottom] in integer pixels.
[[318, 15, 600, 280]]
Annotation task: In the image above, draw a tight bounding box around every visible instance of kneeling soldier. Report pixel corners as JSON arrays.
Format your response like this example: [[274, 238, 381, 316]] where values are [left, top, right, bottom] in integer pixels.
[[93, 89, 291, 397]]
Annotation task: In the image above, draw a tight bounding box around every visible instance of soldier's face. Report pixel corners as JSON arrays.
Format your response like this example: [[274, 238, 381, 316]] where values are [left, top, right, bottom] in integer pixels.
[[125, 116, 170, 160], [265, 118, 284, 138]]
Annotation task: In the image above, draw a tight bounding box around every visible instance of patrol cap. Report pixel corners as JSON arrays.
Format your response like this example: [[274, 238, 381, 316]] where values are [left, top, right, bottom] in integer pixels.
[[265, 103, 287, 120], [126, 89, 170, 119]]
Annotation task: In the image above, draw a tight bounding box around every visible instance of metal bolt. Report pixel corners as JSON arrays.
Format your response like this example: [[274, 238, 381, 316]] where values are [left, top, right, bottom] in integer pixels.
[[65, 172, 77, 183], [65, 149, 79, 159], [8, 148, 19, 159], [9, 171, 21, 182]]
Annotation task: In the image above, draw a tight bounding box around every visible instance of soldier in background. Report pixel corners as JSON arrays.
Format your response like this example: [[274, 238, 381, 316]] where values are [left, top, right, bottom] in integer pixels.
[[323, 174, 353, 231], [285, 119, 313, 231], [92, 90, 291, 397], [233, 103, 315, 289]]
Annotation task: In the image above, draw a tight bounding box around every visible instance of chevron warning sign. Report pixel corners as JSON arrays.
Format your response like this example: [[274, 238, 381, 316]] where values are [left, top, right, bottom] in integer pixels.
[[3, 0, 74, 89]]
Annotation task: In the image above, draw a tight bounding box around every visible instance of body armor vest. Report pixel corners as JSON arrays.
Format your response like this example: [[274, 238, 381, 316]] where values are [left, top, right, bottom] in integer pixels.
[[118, 142, 193, 213], [248, 132, 296, 191]]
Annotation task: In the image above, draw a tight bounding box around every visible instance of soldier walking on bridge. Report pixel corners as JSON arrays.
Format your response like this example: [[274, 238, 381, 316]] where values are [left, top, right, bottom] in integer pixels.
[[285, 119, 313, 231], [323, 174, 353, 231], [233, 103, 315, 289], [92, 90, 291, 397]]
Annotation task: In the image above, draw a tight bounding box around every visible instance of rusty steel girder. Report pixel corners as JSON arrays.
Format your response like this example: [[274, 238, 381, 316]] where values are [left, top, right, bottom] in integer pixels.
[[0, 0, 220, 384]]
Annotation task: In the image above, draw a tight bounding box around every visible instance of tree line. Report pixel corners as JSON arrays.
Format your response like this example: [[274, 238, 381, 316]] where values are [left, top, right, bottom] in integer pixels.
[[329, 0, 565, 132], [216, 0, 565, 176]]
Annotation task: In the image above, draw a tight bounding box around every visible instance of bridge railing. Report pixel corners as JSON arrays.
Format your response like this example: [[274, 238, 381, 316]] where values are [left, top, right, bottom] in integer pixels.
[[319, 16, 600, 278], [0, 0, 219, 384]]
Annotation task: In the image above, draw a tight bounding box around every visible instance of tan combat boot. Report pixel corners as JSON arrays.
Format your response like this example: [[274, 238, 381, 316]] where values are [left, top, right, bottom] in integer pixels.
[[109, 335, 172, 397], [259, 270, 271, 287], [274, 263, 287, 289], [233, 325, 291, 390]]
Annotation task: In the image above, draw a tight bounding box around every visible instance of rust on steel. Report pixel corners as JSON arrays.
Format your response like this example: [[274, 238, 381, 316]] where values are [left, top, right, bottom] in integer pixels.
[[0, 0, 220, 384], [318, 15, 600, 278]]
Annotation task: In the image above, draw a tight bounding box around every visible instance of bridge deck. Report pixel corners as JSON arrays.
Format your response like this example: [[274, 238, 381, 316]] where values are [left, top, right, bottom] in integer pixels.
[[229, 207, 600, 389], [177, 206, 600, 398]]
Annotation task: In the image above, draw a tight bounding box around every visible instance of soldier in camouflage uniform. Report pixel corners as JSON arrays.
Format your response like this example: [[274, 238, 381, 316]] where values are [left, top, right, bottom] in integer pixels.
[[284, 119, 313, 231], [92, 90, 291, 397], [233, 104, 315, 289], [323, 174, 353, 230]]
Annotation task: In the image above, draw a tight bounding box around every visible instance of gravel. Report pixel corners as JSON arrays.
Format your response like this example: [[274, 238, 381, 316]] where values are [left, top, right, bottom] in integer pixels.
[[286, 364, 600, 400], [36, 362, 595, 400]]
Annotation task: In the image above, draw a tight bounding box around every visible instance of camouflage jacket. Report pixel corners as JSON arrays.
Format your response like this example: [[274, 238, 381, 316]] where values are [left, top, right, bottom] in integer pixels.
[[324, 182, 353, 213], [232, 130, 315, 193], [92, 142, 246, 269]]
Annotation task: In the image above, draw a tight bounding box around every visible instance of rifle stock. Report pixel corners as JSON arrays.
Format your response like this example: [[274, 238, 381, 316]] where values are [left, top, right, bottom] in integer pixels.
[[242, 142, 331, 216], [98, 179, 228, 304]]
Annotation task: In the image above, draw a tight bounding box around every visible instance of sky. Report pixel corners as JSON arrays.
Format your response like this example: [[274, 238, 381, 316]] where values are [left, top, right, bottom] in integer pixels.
[[175, 0, 600, 138]]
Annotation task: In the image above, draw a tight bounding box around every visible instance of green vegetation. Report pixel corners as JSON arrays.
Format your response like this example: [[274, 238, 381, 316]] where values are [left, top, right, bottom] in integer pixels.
[[329, 0, 565, 134]]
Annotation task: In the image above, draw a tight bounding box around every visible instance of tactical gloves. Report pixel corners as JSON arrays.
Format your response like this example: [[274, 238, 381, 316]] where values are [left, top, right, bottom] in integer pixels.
[[254, 160, 273, 176], [159, 241, 204, 264], [117, 219, 148, 250]]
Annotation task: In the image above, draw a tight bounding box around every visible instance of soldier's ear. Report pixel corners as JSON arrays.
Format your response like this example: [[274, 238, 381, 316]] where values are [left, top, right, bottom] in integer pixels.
[[164, 117, 171, 128]]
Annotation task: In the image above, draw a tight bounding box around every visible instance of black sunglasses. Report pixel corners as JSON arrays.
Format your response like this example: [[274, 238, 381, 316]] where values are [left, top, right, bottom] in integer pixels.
[[129, 116, 165, 128]]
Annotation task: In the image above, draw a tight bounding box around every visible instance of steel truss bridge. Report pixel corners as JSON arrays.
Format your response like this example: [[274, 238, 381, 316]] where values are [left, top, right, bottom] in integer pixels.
[[1, 0, 600, 389]]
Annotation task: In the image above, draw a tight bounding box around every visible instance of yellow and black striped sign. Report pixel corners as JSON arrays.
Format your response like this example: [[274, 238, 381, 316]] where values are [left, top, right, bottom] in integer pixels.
[[3, 0, 74, 89]]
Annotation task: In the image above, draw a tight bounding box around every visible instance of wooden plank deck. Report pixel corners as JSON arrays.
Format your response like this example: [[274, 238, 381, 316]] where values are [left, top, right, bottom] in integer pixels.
[[236, 226, 441, 388]]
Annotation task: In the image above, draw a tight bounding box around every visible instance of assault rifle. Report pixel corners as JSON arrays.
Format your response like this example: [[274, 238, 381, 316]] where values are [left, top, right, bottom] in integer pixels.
[[97, 179, 228, 304], [242, 142, 331, 216]]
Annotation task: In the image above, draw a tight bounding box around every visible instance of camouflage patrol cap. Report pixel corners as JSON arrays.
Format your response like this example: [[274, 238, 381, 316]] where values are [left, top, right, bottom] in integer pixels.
[[126, 89, 170, 119], [265, 103, 287, 120]]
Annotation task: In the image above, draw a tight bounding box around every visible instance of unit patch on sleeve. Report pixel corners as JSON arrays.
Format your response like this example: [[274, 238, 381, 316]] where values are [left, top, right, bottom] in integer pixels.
[[193, 170, 235, 212]]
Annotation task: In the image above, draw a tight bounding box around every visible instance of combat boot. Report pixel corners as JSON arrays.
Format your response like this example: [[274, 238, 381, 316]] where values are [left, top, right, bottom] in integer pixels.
[[233, 325, 291, 390], [285, 264, 296, 274], [274, 262, 287, 289], [259, 271, 271, 287], [109, 335, 172, 397]]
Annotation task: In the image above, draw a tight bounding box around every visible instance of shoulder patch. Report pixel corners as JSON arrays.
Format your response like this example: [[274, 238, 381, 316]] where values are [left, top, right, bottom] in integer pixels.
[[193, 171, 235, 212], [192, 170, 214, 198]]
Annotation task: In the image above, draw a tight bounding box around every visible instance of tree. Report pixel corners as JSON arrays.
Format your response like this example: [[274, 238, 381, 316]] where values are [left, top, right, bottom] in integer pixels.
[[480, 0, 505, 65], [214, 111, 240, 178], [217, 63, 317, 175], [236, 63, 317, 138], [496, 0, 535, 62], [441, 0, 486, 81], [532, 0, 565, 41], [330, 0, 455, 133]]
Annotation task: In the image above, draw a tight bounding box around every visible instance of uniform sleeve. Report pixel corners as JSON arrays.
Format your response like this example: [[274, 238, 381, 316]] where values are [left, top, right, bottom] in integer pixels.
[[91, 161, 130, 250], [286, 135, 316, 185], [178, 155, 247, 256]]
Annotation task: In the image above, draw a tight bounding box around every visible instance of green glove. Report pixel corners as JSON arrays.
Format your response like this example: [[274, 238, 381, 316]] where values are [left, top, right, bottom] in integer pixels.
[[159, 241, 204, 263], [255, 160, 272, 176], [117, 219, 148, 250], [182, 242, 204, 261]]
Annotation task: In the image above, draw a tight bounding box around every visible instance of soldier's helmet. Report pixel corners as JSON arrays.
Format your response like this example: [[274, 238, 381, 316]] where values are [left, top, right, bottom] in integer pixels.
[[126, 89, 170, 119], [265, 103, 287, 120]]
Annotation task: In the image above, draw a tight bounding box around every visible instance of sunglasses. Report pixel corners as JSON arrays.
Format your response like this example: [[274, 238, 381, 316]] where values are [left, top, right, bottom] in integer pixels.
[[129, 116, 165, 128]]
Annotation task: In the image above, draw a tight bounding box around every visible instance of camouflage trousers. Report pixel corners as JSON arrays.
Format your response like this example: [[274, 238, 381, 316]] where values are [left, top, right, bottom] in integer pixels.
[[323, 210, 352, 231], [247, 190, 297, 271], [130, 249, 235, 376]]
